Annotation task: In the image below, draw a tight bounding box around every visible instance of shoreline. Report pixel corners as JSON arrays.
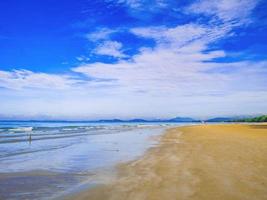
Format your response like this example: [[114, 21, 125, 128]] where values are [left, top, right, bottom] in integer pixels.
[[0, 123, 172, 200], [67, 123, 267, 200]]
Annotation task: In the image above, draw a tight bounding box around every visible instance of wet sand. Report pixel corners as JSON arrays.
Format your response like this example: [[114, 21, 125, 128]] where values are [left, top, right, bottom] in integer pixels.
[[68, 124, 267, 200]]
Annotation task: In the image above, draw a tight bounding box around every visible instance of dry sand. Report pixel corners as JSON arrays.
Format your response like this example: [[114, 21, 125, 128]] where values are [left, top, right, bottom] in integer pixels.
[[67, 124, 267, 200]]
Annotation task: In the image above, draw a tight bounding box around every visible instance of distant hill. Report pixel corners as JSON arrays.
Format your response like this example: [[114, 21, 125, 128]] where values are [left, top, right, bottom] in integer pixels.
[[95, 117, 200, 123], [96, 119, 124, 123], [0, 117, 201, 123], [168, 117, 199, 122], [128, 119, 149, 122], [3, 116, 266, 123], [233, 115, 267, 122]]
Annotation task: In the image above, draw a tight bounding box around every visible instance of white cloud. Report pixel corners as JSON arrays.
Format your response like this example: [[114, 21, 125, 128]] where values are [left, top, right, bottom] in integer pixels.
[[0, 0, 266, 118], [117, 0, 142, 8], [94, 40, 126, 58], [187, 0, 258, 25], [74, 45, 267, 96], [86, 28, 117, 41], [76, 55, 90, 62], [72, 0, 266, 101], [131, 24, 206, 47], [86, 28, 127, 58], [74, 22, 231, 94], [112, 0, 169, 10], [0, 69, 81, 90]]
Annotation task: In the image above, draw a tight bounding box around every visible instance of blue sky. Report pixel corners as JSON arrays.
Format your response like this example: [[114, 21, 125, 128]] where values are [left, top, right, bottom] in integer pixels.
[[0, 0, 267, 119]]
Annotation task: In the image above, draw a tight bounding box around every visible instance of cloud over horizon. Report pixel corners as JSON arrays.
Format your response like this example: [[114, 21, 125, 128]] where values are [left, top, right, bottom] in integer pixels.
[[0, 0, 267, 119]]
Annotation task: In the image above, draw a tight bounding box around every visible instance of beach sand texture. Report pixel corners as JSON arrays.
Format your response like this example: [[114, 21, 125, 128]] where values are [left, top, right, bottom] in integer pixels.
[[68, 124, 267, 200]]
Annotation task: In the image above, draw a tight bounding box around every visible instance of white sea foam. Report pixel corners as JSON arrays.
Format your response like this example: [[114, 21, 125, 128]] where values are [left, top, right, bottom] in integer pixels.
[[9, 127, 33, 132], [136, 124, 158, 128]]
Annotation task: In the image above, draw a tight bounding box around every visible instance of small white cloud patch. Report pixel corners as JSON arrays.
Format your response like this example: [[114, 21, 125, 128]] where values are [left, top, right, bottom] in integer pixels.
[[94, 41, 126, 58]]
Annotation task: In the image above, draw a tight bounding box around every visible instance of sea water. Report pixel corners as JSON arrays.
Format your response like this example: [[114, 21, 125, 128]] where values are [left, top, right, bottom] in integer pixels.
[[0, 121, 185, 199]]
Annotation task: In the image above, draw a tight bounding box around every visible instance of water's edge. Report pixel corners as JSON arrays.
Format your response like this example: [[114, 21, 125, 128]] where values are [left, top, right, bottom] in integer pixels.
[[0, 122, 192, 200]]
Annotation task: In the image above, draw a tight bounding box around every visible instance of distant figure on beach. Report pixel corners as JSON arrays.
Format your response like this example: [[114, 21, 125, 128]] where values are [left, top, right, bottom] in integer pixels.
[[29, 133, 32, 144]]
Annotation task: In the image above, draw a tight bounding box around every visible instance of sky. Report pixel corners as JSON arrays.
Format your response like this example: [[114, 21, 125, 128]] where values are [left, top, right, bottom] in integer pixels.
[[0, 0, 267, 120]]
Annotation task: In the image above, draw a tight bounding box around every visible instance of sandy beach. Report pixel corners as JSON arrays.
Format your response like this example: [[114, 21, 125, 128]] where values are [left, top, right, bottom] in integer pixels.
[[68, 124, 267, 200]]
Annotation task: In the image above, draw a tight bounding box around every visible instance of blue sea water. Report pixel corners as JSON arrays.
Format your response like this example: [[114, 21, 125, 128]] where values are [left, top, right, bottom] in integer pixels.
[[0, 121, 187, 199]]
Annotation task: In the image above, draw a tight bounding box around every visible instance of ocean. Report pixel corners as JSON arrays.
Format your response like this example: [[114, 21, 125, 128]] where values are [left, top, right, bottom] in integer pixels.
[[0, 121, 186, 199]]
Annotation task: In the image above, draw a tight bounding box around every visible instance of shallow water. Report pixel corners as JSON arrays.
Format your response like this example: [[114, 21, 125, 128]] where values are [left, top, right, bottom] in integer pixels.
[[0, 121, 186, 199]]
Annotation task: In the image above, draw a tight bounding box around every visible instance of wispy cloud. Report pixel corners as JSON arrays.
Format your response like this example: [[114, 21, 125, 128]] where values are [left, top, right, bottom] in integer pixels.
[[73, 0, 264, 95], [84, 28, 127, 58], [86, 28, 117, 41], [94, 40, 126, 58], [0, 0, 266, 118], [1, 0, 265, 95], [1, 0, 264, 95], [187, 0, 258, 24], [0, 70, 81, 90], [108, 0, 168, 10]]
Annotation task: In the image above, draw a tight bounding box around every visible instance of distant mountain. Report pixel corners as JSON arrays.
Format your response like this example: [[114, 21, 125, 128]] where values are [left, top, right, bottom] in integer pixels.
[[128, 119, 149, 122], [0, 117, 200, 123], [233, 115, 267, 122], [168, 117, 200, 122], [93, 117, 199, 123], [205, 117, 232, 122], [96, 119, 124, 123], [3, 116, 266, 123]]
